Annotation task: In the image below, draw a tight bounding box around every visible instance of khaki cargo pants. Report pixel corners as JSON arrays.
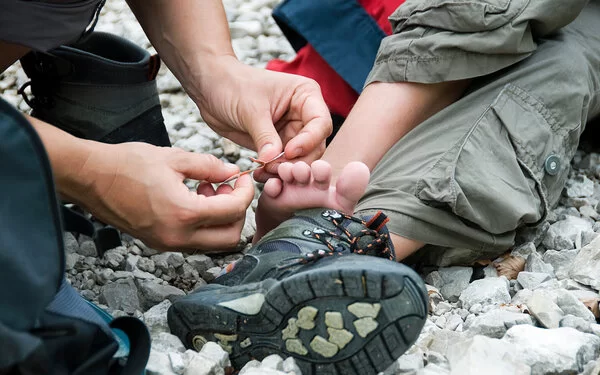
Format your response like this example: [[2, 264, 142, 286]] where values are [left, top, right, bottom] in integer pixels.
[[354, 0, 600, 265]]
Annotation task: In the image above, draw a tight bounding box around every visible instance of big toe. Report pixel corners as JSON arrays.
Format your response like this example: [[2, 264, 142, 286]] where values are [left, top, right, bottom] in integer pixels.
[[335, 161, 370, 209]]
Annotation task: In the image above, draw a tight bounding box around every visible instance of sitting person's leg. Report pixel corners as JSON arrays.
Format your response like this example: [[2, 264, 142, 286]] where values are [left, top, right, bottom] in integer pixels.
[[257, 0, 600, 266]]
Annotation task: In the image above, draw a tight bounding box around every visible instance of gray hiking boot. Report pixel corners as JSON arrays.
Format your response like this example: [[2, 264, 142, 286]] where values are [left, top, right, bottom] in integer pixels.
[[168, 208, 428, 375], [19, 31, 170, 146]]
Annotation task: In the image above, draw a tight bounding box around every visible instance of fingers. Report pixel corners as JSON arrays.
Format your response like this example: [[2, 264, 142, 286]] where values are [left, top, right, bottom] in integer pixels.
[[197, 182, 216, 197], [189, 174, 255, 226], [170, 151, 239, 183], [247, 112, 284, 163], [284, 82, 332, 160], [186, 222, 246, 251]]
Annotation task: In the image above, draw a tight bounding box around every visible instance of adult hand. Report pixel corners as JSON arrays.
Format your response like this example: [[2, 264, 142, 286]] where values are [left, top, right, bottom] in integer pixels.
[[194, 55, 332, 182], [78, 142, 255, 252]]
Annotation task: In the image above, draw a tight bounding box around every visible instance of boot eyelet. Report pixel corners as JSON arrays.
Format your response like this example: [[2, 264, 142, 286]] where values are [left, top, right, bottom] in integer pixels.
[[303, 230, 312, 236]]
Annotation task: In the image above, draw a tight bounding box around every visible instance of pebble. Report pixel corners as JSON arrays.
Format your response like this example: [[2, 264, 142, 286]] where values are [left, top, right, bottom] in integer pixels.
[[1, 1, 598, 374]]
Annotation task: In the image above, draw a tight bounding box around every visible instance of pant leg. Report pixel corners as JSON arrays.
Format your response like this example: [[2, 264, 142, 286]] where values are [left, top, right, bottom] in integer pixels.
[[355, 1, 600, 265]]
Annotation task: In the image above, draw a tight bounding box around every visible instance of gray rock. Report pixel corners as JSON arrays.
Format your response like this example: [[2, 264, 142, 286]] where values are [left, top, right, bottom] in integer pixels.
[[426, 267, 473, 303], [503, 325, 600, 375], [384, 349, 425, 374], [128, 244, 142, 256], [203, 266, 223, 282], [65, 253, 80, 271], [445, 314, 463, 331], [199, 341, 230, 368], [580, 206, 600, 220], [78, 239, 97, 257], [582, 359, 600, 375], [560, 315, 596, 335], [138, 257, 156, 273], [459, 277, 511, 311], [103, 247, 127, 269], [229, 20, 263, 38], [422, 329, 466, 358], [63, 232, 79, 254], [137, 280, 185, 310], [416, 363, 450, 375], [152, 332, 186, 353], [152, 252, 185, 272], [555, 289, 597, 322], [514, 221, 549, 247], [543, 249, 578, 280], [542, 216, 593, 250], [447, 335, 530, 375], [125, 253, 140, 271], [464, 309, 533, 338], [134, 239, 160, 257], [434, 301, 452, 316], [281, 357, 302, 375], [177, 262, 199, 281], [168, 352, 185, 375], [239, 360, 261, 375], [525, 252, 555, 277], [113, 270, 133, 280], [582, 230, 599, 247], [516, 272, 551, 290], [146, 350, 177, 375], [186, 254, 215, 276], [95, 268, 115, 285], [143, 300, 171, 336], [260, 354, 283, 371], [241, 208, 256, 242], [510, 242, 537, 259], [527, 290, 565, 329], [99, 278, 140, 314], [569, 235, 600, 290], [434, 316, 447, 329], [565, 175, 595, 198]]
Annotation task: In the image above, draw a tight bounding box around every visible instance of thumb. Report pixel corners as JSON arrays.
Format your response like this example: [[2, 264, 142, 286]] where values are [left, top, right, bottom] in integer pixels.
[[170, 151, 239, 182], [248, 112, 283, 161]]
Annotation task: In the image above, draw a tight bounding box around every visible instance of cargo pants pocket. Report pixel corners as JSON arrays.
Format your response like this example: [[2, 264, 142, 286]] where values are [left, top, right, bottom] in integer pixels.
[[415, 83, 580, 234]]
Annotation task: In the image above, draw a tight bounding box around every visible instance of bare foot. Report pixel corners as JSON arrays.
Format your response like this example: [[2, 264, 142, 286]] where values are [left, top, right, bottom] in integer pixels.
[[254, 160, 370, 243], [493, 255, 526, 280]]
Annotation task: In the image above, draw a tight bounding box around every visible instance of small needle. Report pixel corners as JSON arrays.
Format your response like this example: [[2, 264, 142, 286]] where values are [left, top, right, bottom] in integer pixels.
[[222, 151, 285, 183]]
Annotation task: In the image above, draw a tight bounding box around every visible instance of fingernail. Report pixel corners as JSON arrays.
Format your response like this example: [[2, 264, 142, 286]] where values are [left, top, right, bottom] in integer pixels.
[[291, 147, 303, 159], [225, 162, 238, 170], [260, 143, 274, 156]]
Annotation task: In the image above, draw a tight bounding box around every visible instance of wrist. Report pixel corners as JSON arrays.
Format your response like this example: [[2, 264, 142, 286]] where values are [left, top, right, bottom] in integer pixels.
[[58, 139, 118, 208], [185, 54, 240, 103]]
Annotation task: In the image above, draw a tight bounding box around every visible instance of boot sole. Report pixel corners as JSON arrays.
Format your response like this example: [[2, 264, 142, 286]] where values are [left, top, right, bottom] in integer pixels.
[[168, 259, 428, 375]]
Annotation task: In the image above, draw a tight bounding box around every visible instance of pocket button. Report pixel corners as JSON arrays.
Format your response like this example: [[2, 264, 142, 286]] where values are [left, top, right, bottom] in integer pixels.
[[544, 155, 561, 176]]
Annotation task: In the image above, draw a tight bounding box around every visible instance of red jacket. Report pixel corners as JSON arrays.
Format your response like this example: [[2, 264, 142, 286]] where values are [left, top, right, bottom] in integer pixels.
[[267, 0, 405, 117]]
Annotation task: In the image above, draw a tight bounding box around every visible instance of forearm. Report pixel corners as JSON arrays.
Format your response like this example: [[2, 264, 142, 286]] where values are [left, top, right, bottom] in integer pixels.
[[126, 0, 235, 101], [323, 79, 470, 177], [27, 115, 106, 206]]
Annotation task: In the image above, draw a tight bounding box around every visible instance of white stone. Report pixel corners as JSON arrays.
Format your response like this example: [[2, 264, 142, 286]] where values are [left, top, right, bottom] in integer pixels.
[[143, 300, 172, 336], [147, 350, 177, 375], [447, 335, 530, 375], [459, 277, 511, 311], [503, 325, 600, 375]]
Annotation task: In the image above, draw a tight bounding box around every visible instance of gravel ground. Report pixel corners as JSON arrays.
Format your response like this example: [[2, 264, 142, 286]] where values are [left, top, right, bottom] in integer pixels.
[[2, 1, 600, 374]]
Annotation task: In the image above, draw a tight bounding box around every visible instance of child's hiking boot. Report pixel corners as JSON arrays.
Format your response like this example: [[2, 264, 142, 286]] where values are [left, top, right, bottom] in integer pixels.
[[167, 208, 428, 375], [20, 31, 170, 146]]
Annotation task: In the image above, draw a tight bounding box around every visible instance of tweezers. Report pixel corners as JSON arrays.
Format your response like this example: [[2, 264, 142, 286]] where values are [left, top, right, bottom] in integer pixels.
[[222, 151, 285, 183]]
